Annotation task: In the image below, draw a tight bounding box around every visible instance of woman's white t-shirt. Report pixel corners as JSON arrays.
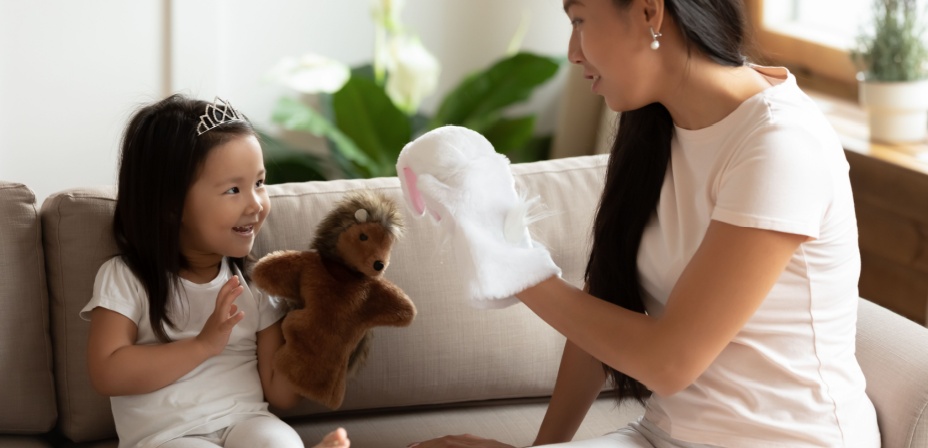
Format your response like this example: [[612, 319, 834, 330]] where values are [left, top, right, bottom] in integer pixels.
[[637, 66, 880, 447], [80, 257, 287, 448]]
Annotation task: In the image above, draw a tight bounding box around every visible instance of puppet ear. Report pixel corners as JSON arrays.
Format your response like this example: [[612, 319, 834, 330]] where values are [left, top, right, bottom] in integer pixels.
[[355, 209, 369, 223]]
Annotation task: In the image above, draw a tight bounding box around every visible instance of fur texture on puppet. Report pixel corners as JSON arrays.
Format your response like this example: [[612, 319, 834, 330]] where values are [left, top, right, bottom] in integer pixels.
[[251, 190, 416, 409]]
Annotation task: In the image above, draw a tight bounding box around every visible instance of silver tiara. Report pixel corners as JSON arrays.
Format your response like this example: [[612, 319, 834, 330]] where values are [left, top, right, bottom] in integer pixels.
[[196, 97, 245, 135]]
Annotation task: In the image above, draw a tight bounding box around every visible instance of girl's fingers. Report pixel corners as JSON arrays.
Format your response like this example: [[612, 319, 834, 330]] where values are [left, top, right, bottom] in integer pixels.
[[216, 277, 245, 330], [218, 275, 240, 297], [217, 276, 243, 311], [222, 304, 245, 329]]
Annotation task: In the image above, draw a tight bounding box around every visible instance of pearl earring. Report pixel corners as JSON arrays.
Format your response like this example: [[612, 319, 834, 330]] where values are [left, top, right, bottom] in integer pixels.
[[649, 27, 662, 50]]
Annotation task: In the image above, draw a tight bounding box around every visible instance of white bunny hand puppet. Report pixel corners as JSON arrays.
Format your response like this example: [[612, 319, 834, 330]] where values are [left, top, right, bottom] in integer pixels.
[[396, 125, 561, 309]]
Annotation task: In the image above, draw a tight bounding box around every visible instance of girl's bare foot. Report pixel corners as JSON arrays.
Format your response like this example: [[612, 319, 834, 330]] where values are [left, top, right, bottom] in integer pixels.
[[314, 427, 350, 448]]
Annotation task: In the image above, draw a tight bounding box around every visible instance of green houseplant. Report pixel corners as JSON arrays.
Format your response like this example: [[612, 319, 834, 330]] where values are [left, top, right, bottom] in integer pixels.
[[262, 0, 563, 182], [852, 0, 928, 143]]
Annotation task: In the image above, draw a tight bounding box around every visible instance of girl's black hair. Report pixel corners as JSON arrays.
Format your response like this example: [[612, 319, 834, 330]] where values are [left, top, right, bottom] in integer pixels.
[[113, 94, 256, 342], [584, 0, 748, 404]]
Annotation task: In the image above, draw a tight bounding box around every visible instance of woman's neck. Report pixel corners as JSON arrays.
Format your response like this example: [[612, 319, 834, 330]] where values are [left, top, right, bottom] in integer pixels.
[[658, 59, 771, 131]]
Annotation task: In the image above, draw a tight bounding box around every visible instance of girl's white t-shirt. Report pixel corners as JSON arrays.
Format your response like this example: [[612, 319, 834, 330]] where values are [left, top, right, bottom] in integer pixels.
[[637, 66, 880, 447], [80, 257, 287, 448]]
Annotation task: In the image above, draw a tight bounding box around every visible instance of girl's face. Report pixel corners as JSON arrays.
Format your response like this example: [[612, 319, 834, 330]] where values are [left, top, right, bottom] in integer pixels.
[[565, 0, 659, 111], [180, 134, 270, 265]]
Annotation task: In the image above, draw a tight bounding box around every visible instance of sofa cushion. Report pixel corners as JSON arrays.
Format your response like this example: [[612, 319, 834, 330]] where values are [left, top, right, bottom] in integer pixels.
[[0, 182, 57, 434], [0, 436, 53, 448], [41, 188, 120, 442], [856, 298, 928, 448], [39, 155, 608, 443], [289, 397, 639, 448]]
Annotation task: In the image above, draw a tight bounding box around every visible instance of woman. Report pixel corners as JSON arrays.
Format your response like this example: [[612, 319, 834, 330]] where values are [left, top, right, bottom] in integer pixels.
[[409, 0, 880, 446]]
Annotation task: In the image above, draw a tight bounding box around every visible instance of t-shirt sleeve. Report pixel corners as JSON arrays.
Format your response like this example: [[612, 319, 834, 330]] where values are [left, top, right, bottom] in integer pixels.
[[712, 124, 834, 239], [250, 283, 288, 331], [79, 257, 145, 324]]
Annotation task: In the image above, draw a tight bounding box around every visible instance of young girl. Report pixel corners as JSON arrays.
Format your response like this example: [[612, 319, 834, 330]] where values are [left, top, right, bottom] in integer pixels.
[[410, 0, 880, 447], [81, 94, 350, 448]]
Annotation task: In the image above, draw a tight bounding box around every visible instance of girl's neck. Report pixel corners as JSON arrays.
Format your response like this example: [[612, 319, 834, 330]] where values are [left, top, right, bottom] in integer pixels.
[[180, 255, 224, 284]]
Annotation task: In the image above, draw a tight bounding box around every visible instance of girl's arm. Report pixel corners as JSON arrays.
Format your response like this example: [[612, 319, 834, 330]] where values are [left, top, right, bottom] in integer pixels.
[[257, 319, 301, 409], [532, 339, 607, 445], [517, 220, 806, 397], [86, 275, 245, 396]]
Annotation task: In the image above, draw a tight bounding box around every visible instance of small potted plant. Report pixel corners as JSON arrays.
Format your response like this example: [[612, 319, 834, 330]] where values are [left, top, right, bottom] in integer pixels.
[[852, 0, 928, 143]]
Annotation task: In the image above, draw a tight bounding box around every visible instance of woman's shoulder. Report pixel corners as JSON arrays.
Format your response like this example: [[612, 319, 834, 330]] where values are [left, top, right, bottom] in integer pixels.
[[727, 70, 840, 156], [753, 68, 831, 130]]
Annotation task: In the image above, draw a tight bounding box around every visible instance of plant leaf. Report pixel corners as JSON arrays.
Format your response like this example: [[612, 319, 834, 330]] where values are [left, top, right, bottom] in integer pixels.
[[264, 154, 329, 184], [511, 134, 553, 164], [429, 52, 562, 132], [482, 115, 535, 156], [332, 75, 411, 177], [351, 64, 376, 82], [256, 130, 328, 183], [271, 96, 378, 177]]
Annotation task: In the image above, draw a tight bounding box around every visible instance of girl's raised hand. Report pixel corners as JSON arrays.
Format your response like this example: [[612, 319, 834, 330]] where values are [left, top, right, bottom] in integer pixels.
[[196, 275, 245, 356]]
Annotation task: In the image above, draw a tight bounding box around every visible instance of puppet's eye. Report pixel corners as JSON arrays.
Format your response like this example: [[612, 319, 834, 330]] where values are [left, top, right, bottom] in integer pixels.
[[360, 233, 368, 241]]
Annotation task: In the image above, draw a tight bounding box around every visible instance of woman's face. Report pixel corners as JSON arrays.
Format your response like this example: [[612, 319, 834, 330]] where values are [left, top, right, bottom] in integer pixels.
[[565, 0, 659, 111]]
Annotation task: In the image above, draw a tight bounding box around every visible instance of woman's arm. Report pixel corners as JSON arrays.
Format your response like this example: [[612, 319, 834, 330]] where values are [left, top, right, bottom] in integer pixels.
[[257, 319, 301, 409], [532, 339, 607, 445], [86, 275, 245, 396], [518, 220, 806, 397]]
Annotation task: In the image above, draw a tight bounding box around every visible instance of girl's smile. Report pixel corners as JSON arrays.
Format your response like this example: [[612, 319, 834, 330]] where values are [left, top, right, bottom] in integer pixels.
[[233, 224, 256, 237]]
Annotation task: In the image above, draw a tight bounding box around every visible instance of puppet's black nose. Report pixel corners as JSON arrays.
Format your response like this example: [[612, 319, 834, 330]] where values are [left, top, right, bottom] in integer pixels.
[[373, 261, 385, 271]]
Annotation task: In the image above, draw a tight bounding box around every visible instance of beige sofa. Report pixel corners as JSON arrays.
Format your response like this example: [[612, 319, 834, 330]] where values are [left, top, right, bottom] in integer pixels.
[[2, 154, 927, 447]]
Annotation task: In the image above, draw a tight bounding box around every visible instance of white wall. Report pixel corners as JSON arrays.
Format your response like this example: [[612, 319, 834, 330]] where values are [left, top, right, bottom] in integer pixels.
[[0, 0, 165, 203], [0, 0, 572, 203]]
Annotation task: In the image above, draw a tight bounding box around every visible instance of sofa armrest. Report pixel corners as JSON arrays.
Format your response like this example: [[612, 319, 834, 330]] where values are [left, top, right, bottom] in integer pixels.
[[857, 298, 928, 448]]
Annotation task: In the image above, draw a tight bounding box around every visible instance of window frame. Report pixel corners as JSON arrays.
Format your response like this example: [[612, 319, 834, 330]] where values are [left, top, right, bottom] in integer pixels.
[[744, 0, 859, 98]]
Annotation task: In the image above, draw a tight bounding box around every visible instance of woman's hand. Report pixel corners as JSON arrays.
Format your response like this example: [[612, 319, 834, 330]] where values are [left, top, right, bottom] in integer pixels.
[[196, 275, 245, 356], [396, 126, 561, 308], [408, 434, 516, 447]]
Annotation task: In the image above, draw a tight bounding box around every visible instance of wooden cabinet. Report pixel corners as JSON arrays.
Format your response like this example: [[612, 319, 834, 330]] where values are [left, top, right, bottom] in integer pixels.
[[848, 151, 928, 324], [814, 92, 928, 325]]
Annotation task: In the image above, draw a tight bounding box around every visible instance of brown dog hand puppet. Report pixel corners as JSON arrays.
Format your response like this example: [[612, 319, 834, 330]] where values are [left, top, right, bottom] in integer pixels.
[[251, 190, 416, 409]]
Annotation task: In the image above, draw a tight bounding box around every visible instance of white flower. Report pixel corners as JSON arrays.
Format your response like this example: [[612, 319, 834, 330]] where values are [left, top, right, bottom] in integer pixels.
[[371, 0, 406, 83], [385, 36, 440, 114], [371, 0, 405, 33], [266, 54, 350, 94]]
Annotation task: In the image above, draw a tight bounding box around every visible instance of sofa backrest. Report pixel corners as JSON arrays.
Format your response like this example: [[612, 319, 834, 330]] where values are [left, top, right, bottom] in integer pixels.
[[0, 182, 57, 435], [39, 155, 608, 443], [856, 298, 928, 448], [41, 187, 120, 442]]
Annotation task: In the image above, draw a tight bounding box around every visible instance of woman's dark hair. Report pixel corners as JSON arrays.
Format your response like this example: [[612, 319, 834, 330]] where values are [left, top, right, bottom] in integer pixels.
[[113, 94, 256, 342], [584, 0, 747, 404]]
